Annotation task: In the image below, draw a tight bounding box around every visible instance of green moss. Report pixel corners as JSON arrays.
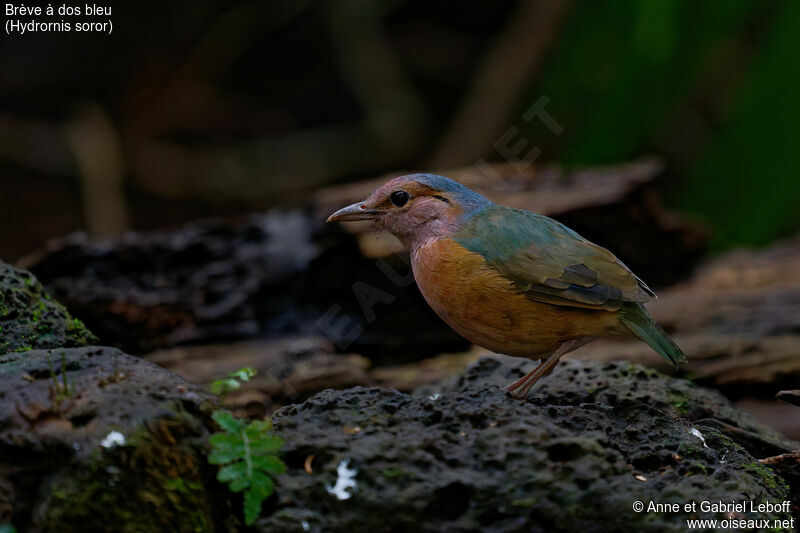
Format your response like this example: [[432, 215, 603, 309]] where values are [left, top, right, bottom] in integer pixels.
[[66, 317, 94, 343], [705, 431, 744, 452], [0, 262, 97, 354], [669, 396, 689, 414], [688, 461, 708, 475], [511, 497, 537, 507], [381, 467, 408, 479], [41, 414, 221, 533], [163, 477, 203, 494], [743, 462, 789, 494]]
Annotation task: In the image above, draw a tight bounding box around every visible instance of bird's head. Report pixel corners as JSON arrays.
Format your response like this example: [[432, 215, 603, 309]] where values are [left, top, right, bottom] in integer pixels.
[[327, 173, 492, 247]]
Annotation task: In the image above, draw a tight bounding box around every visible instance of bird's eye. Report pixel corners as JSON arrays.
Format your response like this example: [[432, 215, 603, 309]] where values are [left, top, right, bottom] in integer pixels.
[[390, 190, 410, 207]]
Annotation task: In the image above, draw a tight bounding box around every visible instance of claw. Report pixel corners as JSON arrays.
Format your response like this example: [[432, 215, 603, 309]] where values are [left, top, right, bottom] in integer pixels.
[[506, 388, 528, 401]]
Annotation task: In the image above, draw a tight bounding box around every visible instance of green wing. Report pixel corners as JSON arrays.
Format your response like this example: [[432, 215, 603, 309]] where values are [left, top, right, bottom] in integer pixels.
[[454, 206, 654, 312]]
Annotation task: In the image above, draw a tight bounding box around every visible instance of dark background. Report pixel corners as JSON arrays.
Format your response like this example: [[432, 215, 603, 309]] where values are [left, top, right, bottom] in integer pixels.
[[2, 0, 799, 261]]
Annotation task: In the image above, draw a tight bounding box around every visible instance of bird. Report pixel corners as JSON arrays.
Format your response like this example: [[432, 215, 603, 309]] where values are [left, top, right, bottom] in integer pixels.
[[327, 173, 685, 399]]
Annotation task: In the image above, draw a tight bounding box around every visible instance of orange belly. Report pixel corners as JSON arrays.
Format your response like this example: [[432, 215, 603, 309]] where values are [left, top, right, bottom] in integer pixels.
[[411, 238, 621, 358]]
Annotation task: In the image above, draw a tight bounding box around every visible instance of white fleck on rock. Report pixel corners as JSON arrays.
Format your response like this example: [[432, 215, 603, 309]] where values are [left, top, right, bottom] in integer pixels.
[[428, 393, 441, 401], [326, 458, 358, 500], [100, 430, 126, 448], [689, 427, 709, 448], [301, 520, 310, 531]]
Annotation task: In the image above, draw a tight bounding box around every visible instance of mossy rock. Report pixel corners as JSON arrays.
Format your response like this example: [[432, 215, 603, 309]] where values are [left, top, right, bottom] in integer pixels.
[[0, 262, 96, 354], [0, 347, 235, 532], [263, 357, 797, 533]]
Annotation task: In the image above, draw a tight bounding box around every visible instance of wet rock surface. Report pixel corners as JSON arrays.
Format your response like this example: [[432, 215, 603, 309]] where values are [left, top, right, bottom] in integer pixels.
[[0, 262, 96, 354], [0, 346, 233, 532], [263, 357, 796, 533]]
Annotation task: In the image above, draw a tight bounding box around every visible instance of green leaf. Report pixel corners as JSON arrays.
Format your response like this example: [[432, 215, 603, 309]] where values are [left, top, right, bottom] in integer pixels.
[[229, 477, 250, 492], [242, 472, 275, 525], [208, 433, 244, 460], [217, 461, 248, 482], [208, 432, 241, 447], [251, 455, 286, 474], [243, 487, 264, 526], [248, 434, 284, 454], [212, 410, 242, 434], [249, 471, 276, 500], [208, 448, 241, 465], [206, 407, 283, 525], [231, 367, 256, 382], [211, 367, 257, 396], [246, 420, 272, 433], [210, 380, 227, 395]]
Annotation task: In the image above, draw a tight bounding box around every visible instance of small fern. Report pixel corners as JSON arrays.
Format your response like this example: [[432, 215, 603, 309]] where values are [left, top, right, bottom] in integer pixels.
[[209, 410, 286, 525], [211, 367, 256, 402]]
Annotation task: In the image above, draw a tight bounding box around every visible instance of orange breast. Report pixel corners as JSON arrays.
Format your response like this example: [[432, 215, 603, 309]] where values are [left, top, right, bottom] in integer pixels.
[[411, 238, 620, 358]]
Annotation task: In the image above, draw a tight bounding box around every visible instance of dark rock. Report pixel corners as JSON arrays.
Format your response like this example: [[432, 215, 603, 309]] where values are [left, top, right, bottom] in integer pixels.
[[262, 357, 796, 533], [0, 262, 96, 354], [147, 336, 373, 418], [777, 390, 800, 407], [0, 346, 233, 532], [23, 212, 467, 360], [22, 212, 318, 352], [761, 451, 800, 512]]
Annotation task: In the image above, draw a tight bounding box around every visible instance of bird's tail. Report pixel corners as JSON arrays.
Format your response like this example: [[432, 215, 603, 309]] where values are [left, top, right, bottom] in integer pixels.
[[619, 303, 686, 368]]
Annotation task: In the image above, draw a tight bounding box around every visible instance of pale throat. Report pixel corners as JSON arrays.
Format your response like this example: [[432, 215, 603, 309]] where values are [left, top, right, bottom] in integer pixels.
[[403, 213, 465, 252]]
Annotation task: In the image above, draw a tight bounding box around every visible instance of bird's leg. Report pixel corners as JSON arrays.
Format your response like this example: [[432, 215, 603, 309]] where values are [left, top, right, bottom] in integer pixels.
[[505, 338, 592, 400], [510, 353, 562, 399], [505, 350, 563, 399], [504, 369, 539, 393]]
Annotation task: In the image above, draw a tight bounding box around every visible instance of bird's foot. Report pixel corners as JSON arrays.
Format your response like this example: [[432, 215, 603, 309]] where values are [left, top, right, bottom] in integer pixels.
[[505, 386, 529, 401], [504, 363, 546, 400], [504, 374, 532, 400]]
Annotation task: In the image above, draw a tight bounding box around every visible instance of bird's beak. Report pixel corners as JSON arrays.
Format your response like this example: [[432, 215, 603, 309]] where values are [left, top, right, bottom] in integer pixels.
[[326, 201, 379, 222]]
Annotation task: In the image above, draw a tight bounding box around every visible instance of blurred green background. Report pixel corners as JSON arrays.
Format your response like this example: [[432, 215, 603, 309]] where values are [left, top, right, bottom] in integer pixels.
[[523, 0, 800, 250], [1, 0, 798, 258]]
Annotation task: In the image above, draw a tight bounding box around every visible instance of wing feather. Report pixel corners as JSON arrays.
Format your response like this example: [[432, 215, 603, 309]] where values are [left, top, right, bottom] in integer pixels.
[[453, 206, 653, 312]]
